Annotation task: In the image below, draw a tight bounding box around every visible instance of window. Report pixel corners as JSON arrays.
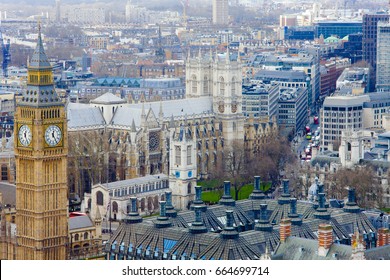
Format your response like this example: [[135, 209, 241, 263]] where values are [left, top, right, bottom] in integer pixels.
[[191, 75, 197, 94], [1, 165, 7, 181], [96, 191, 104, 206], [232, 77, 236, 96], [203, 76, 208, 95], [219, 77, 225, 96], [187, 183, 192, 194], [175, 146, 181, 165], [84, 232, 89, 240], [187, 146, 192, 165]]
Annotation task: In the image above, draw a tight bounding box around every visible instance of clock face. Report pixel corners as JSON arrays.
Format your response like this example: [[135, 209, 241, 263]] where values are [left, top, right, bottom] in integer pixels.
[[18, 125, 32, 147], [149, 132, 160, 151], [45, 125, 62, 147]]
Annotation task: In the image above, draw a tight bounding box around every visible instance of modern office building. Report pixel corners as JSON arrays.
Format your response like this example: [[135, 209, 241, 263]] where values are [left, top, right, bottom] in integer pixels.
[[242, 83, 279, 118], [321, 95, 368, 150], [260, 53, 319, 111], [362, 13, 390, 91], [282, 26, 315, 41], [321, 92, 390, 150], [335, 67, 370, 95], [278, 87, 308, 136], [376, 22, 390, 91], [314, 21, 362, 39], [212, 0, 229, 25]]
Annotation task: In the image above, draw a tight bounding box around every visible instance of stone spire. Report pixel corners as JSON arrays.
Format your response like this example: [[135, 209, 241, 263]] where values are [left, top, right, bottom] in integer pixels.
[[21, 22, 62, 107], [29, 22, 51, 69], [131, 119, 137, 133]]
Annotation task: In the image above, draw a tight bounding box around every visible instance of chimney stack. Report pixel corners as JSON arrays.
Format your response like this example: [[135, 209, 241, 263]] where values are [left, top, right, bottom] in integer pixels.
[[189, 205, 207, 234], [318, 224, 333, 257], [154, 201, 172, 228], [191, 186, 207, 210], [250, 176, 266, 200], [219, 181, 235, 206], [377, 228, 390, 247], [280, 218, 292, 243], [282, 179, 290, 196], [125, 197, 142, 224], [165, 191, 177, 217]]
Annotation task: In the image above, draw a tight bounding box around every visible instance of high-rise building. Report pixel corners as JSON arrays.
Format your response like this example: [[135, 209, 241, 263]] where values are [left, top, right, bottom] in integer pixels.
[[212, 0, 229, 25], [362, 13, 390, 91], [55, 0, 61, 22], [14, 25, 68, 260], [376, 22, 390, 91]]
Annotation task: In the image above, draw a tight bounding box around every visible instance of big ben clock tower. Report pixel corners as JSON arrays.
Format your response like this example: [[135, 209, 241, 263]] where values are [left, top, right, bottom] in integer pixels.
[[15, 25, 68, 260]]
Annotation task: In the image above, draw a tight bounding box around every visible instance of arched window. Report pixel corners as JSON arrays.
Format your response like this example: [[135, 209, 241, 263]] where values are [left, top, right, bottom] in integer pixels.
[[203, 76, 209, 95], [231, 77, 236, 96], [84, 232, 89, 240], [191, 75, 197, 95], [96, 191, 104, 206], [75, 234, 79, 241], [187, 183, 192, 194], [219, 77, 225, 96], [112, 201, 118, 213]]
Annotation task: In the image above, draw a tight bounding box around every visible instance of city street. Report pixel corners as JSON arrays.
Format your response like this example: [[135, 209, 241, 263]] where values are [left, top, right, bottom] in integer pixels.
[[295, 120, 320, 157]]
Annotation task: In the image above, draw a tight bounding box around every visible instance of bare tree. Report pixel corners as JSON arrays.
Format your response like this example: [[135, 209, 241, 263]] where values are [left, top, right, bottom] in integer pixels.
[[256, 134, 296, 188], [68, 130, 106, 199], [327, 166, 383, 209], [209, 140, 253, 200]]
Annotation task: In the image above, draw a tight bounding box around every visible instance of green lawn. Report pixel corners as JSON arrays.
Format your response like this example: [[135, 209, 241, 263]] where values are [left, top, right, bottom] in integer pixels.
[[380, 208, 390, 214], [200, 182, 271, 203]]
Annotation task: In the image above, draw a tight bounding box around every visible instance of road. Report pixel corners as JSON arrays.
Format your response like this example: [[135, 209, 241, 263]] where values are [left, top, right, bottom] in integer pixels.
[[295, 122, 320, 157]]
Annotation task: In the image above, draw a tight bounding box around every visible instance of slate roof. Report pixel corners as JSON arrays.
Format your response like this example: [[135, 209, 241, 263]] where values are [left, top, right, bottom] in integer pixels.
[[29, 29, 51, 69], [69, 215, 94, 230], [111, 107, 143, 128], [67, 103, 106, 129], [365, 245, 390, 260], [20, 27, 62, 108], [124, 96, 213, 120], [272, 236, 352, 260], [103, 174, 168, 190], [104, 179, 388, 260]]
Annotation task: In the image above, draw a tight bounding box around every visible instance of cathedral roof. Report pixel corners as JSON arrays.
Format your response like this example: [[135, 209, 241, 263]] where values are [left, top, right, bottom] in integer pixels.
[[131, 96, 213, 118], [111, 107, 143, 128], [67, 103, 106, 129]]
